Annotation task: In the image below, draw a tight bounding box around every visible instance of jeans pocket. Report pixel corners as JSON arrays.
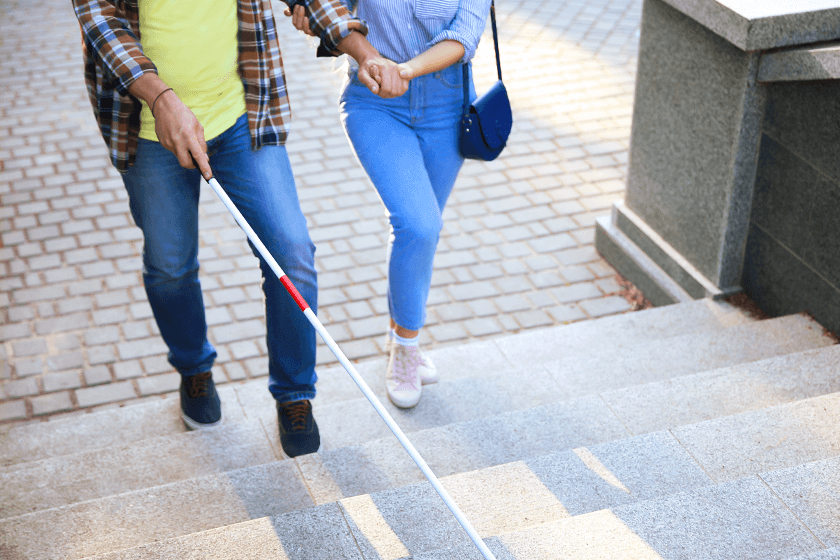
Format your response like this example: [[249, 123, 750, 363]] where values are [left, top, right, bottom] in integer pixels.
[[414, 0, 458, 21], [436, 65, 464, 89]]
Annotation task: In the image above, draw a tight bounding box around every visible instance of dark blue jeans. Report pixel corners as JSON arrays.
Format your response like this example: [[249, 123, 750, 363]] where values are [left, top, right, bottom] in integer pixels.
[[121, 114, 318, 404]]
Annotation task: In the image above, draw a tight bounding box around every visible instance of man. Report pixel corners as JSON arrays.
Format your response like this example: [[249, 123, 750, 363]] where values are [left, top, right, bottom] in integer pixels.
[[72, 0, 407, 458]]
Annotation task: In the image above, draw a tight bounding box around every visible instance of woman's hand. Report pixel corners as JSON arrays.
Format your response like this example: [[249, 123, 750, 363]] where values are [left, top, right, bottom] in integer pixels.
[[397, 62, 418, 81], [360, 57, 410, 98]]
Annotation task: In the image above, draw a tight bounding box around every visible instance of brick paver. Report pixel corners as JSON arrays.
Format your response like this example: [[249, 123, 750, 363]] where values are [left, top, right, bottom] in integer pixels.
[[0, 0, 643, 423]]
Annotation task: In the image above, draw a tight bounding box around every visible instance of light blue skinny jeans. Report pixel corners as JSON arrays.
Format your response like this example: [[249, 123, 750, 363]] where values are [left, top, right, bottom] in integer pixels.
[[340, 63, 477, 331], [121, 113, 318, 404]]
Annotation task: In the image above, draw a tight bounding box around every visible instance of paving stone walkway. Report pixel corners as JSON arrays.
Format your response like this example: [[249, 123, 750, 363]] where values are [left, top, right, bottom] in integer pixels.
[[0, 0, 643, 423]]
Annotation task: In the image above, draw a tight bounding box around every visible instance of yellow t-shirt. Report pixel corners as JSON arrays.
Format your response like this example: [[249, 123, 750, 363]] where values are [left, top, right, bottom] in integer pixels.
[[138, 0, 247, 142]]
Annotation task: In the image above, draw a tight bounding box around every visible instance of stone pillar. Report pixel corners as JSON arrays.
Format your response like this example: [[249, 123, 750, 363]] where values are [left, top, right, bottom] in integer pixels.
[[596, 0, 840, 306]]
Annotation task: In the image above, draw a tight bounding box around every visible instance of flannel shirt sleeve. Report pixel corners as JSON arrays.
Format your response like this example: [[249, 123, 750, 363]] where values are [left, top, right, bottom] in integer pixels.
[[428, 0, 493, 63], [280, 0, 368, 57], [72, 0, 156, 95]]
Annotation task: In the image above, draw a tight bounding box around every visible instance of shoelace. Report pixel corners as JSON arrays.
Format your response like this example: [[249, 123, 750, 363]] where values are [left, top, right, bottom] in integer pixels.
[[391, 345, 421, 391], [281, 401, 311, 432], [187, 371, 213, 398]]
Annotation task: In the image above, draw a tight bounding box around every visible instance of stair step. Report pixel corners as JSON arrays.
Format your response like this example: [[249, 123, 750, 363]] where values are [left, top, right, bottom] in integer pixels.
[[306, 297, 753, 408], [14, 384, 840, 560], [763, 458, 840, 555], [0, 298, 750, 468], [488, 454, 840, 560], [0, 461, 313, 560], [537, 313, 832, 400], [494, 476, 821, 559], [673, 390, 840, 483], [79, 505, 359, 560], [244, 314, 833, 454], [604, 344, 840, 435], [0, 423, 709, 558], [312, 390, 840, 547], [64, 449, 840, 560], [2, 330, 834, 522], [493, 296, 751, 366], [0, 385, 247, 468], [0, 419, 277, 518], [787, 548, 840, 560]]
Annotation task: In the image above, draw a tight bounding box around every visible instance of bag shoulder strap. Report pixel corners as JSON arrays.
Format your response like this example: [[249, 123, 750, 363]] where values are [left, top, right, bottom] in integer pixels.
[[463, 0, 501, 118]]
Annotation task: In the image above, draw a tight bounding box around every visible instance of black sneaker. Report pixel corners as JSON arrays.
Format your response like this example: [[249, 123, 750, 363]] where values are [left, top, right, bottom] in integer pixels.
[[277, 400, 320, 458], [180, 371, 223, 430]]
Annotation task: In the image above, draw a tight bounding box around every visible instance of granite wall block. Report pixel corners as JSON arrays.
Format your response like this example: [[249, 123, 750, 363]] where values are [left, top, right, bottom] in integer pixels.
[[742, 225, 840, 336], [762, 80, 840, 182], [626, 0, 762, 287], [745, 86, 840, 335]]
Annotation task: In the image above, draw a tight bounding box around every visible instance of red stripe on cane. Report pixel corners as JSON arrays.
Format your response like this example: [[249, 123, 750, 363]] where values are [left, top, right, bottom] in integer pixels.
[[280, 275, 309, 312]]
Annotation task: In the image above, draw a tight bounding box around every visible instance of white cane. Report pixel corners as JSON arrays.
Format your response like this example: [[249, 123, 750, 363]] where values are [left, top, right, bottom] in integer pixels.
[[202, 168, 497, 560]]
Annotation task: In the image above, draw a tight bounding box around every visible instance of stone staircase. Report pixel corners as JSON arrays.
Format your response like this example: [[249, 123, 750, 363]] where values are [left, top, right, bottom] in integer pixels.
[[1, 298, 839, 559]]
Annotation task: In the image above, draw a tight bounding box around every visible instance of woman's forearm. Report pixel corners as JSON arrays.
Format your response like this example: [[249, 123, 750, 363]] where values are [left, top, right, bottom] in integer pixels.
[[400, 40, 465, 79]]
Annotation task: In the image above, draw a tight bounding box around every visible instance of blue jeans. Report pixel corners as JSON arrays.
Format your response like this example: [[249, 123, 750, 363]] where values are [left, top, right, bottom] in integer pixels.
[[121, 114, 318, 404], [339, 63, 476, 331]]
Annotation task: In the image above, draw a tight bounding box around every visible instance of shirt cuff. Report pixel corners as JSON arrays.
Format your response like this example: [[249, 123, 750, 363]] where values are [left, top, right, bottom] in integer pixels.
[[115, 61, 158, 97], [429, 30, 476, 64], [305, 0, 368, 57]]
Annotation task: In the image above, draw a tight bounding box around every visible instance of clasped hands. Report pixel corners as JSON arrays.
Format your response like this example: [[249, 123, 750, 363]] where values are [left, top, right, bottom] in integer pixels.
[[284, 5, 414, 99]]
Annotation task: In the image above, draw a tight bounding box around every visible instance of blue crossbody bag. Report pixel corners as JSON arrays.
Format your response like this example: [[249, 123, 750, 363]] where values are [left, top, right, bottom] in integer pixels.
[[459, 0, 513, 161]]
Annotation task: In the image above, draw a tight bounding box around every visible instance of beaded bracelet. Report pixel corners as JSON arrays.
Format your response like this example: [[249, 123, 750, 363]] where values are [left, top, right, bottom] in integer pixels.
[[151, 87, 173, 118]]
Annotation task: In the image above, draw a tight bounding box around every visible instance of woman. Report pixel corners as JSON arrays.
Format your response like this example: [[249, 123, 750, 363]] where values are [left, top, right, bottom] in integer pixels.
[[288, 0, 491, 408]]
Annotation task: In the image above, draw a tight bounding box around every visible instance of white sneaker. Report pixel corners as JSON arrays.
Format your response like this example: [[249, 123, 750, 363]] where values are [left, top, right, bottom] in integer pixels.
[[385, 331, 438, 385], [386, 343, 423, 409]]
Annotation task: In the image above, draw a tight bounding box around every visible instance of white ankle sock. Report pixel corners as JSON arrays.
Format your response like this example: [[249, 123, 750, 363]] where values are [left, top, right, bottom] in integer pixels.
[[393, 332, 418, 347]]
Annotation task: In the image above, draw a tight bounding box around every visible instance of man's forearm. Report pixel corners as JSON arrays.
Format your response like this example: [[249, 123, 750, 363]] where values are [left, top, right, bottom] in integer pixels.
[[335, 30, 379, 65], [128, 73, 170, 107]]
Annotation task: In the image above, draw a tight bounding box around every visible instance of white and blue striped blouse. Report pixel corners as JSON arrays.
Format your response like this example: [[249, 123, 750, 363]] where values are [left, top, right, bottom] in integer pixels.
[[342, 0, 493, 65]]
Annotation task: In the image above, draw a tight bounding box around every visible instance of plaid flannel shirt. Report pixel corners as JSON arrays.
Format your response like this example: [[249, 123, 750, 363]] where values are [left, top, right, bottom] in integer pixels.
[[72, 0, 367, 172]]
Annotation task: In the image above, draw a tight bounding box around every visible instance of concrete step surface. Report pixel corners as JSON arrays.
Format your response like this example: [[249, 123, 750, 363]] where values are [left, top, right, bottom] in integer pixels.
[[319, 395, 840, 558], [483, 454, 840, 560], [787, 549, 840, 560], [60, 450, 840, 560], [1, 319, 834, 519], [0, 298, 749, 468], [0, 418, 279, 518], [0, 430, 704, 559], [236, 312, 832, 454], [1, 302, 836, 559], [7, 353, 840, 560], [0, 384, 248, 468]]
